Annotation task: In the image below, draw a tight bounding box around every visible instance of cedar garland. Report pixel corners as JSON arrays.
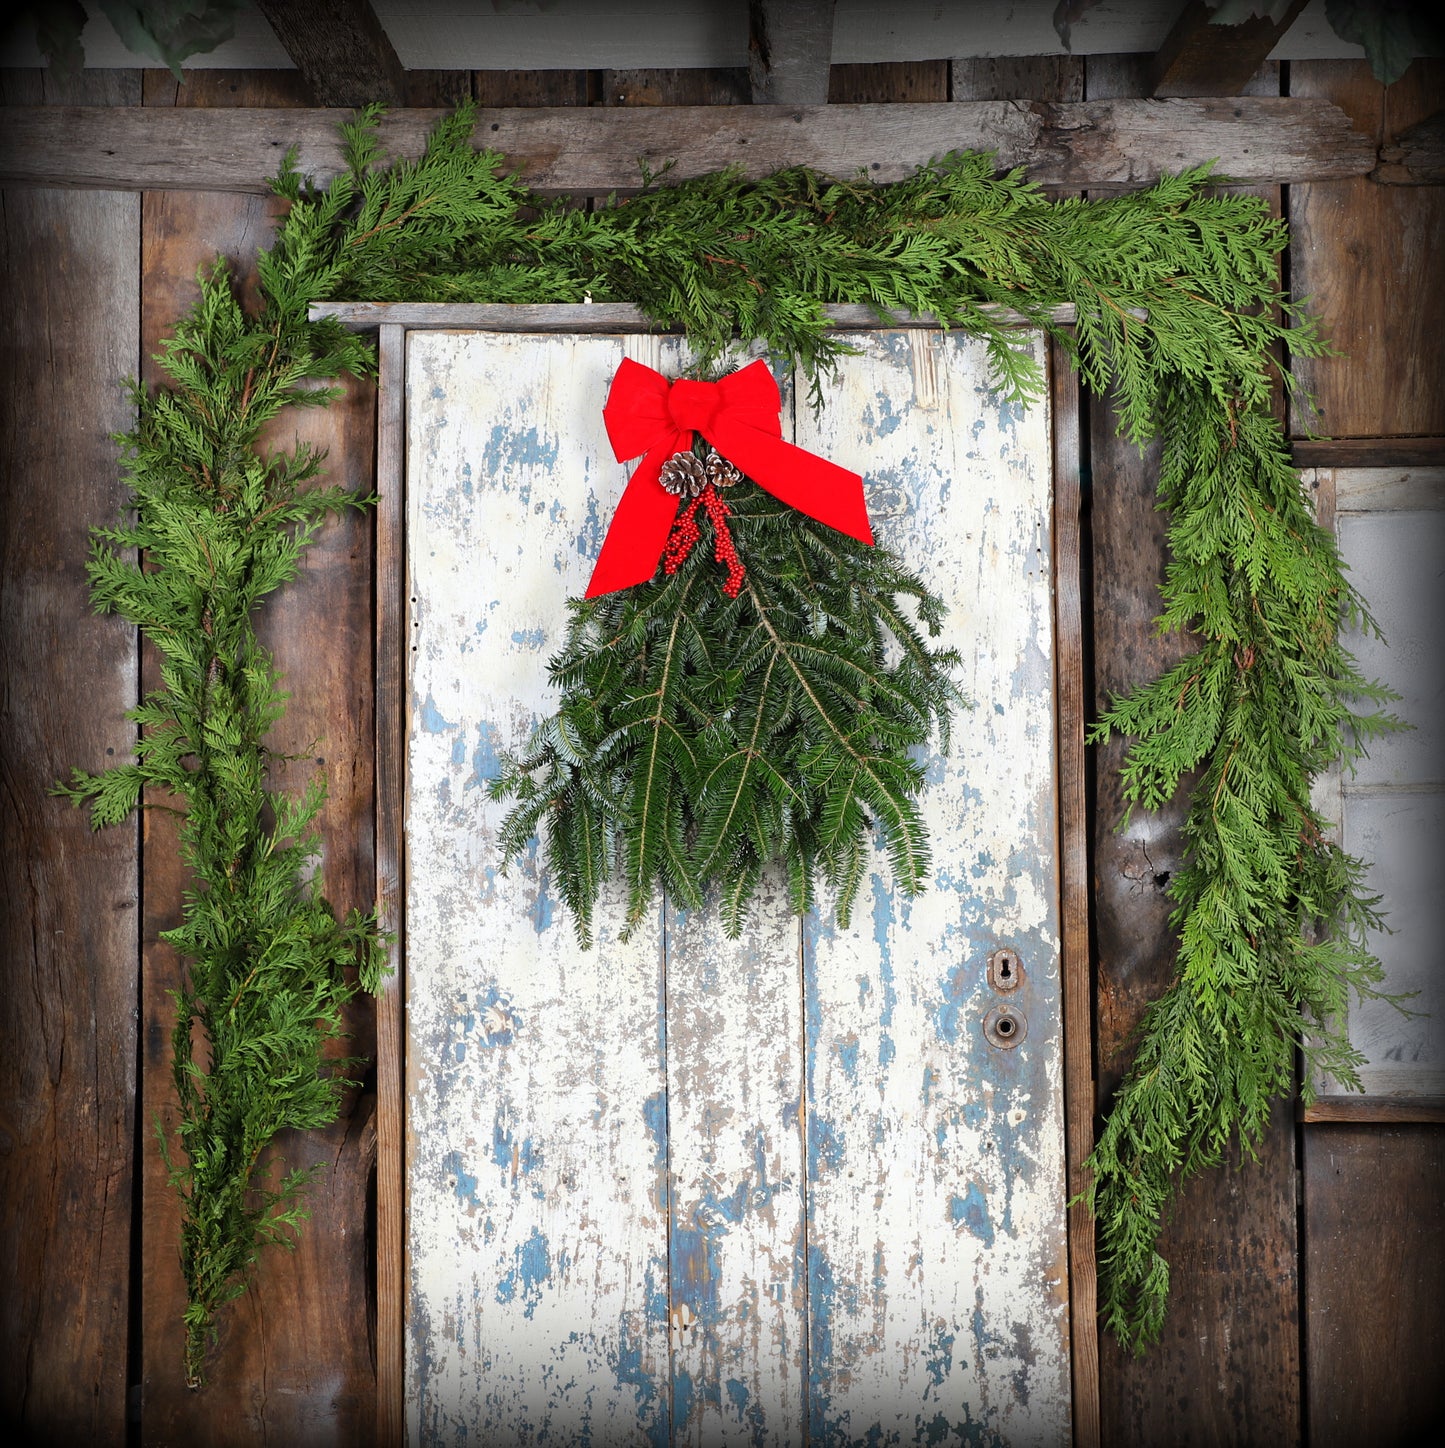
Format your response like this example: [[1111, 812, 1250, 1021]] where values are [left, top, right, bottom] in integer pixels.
[[61, 102, 1395, 1378]]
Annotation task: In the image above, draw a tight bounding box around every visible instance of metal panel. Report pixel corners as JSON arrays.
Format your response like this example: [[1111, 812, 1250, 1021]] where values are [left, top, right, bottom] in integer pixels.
[[403, 328, 1069, 1444]]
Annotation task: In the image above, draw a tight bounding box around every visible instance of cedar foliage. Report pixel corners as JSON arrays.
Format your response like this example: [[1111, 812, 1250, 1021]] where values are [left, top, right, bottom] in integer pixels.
[[62, 102, 1395, 1375], [57, 260, 386, 1385]]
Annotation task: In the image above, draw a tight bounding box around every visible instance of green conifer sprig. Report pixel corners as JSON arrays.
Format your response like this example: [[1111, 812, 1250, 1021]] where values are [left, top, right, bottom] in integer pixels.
[[62, 102, 1395, 1375], [57, 258, 386, 1387], [488, 478, 965, 943]]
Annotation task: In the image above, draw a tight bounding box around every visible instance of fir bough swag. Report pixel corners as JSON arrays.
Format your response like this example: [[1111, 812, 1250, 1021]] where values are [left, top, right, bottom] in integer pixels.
[[62, 102, 1395, 1376], [489, 462, 965, 945]]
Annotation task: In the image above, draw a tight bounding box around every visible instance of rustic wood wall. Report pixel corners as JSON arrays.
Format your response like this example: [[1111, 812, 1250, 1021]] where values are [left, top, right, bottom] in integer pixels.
[[2, 54, 1441, 1448]]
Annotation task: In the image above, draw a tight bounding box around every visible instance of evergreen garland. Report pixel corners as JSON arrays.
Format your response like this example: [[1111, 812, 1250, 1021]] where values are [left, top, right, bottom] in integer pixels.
[[62, 102, 1393, 1378]]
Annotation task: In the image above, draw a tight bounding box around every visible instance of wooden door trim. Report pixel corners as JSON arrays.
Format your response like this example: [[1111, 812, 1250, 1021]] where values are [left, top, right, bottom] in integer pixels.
[[370, 311, 1097, 1442], [1051, 335, 1100, 1448], [374, 321, 408, 1446]]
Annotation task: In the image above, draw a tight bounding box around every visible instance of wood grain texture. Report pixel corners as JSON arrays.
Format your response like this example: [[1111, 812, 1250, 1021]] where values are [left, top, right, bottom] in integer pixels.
[[402, 332, 675, 1444], [0, 72, 141, 1445], [0, 97, 1377, 194], [137, 67, 380, 1446], [1303, 1124, 1445, 1447], [1050, 337, 1100, 1448], [309, 301, 1083, 331], [1372, 109, 1445, 185], [601, 67, 748, 107], [1148, 0, 1309, 97], [1086, 48, 1302, 1448], [748, 0, 836, 105], [253, 0, 406, 106], [375, 322, 408, 1448], [398, 324, 1070, 1442], [828, 60, 947, 104], [796, 328, 1071, 1445], [1292, 437, 1445, 469], [1302, 1097, 1445, 1123], [1289, 60, 1445, 439]]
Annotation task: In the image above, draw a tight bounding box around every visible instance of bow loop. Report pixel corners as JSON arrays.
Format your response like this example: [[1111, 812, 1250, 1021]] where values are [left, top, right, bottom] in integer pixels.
[[587, 358, 872, 598]]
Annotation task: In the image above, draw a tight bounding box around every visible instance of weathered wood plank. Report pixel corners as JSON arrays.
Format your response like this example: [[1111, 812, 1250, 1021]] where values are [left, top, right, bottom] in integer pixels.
[[1333, 465, 1445, 510], [1303, 1097, 1445, 1123], [749, 0, 836, 104], [309, 301, 1084, 331], [1087, 48, 1302, 1448], [253, 0, 405, 106], [1293, 436, 1445, 469], [0, 153, 140, 1448], [828, 59, 949, 103], [798, 329, 1071, 1444], [1303, 1124, 1445, 1446], [1148, 0, 1310, 97], [664, 886, 808, 1444], [1371, 108, 1445, 184], [1049, 337, 1100, 1448], [136, 66, 379, 1447], [1289, 60, 1445, 439], [375, 321, 408, 1448], [403, 332, 672, 1443], [0, 97, 1378, 193], [601, 66, 748, 107]]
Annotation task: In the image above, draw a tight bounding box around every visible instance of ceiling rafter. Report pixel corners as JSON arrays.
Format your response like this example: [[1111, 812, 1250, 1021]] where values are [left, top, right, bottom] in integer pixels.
[[252, 0, 405, 107]]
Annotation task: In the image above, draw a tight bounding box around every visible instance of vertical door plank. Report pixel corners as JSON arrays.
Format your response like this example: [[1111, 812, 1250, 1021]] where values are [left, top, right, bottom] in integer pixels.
[[376, 321, 409, 1444], [664, 885, 808, 1445], [1304, 1124, 1445, 1445], [0, 69, 140, 1443], [798, 330, 1071, 1444], [1086, 50, 1302, 1448], [660, 356, 807, 1446], [1288, 60, 1445, 440], [137, 67, 381, 1445], [403, 332, 671, 1444]]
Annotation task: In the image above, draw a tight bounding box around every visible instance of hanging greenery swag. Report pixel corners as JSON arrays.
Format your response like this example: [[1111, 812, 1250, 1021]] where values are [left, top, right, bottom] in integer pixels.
[[60, 102, 1396, 1382]]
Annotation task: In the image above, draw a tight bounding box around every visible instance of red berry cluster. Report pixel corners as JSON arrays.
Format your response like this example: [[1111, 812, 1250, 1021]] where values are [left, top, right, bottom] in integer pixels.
[[660, 484, 746, 598], [701, 485, 746, 598]]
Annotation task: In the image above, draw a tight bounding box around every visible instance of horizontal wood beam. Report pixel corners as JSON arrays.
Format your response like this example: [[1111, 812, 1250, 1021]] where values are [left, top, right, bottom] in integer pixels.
[[0, 98, 1374, 194], [307, 301, 1083, 331]]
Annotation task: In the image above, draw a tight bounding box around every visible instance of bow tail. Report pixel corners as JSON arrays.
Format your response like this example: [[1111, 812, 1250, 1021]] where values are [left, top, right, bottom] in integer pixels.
[[711, 424, 874, 546], [584, 451, 682, 598]]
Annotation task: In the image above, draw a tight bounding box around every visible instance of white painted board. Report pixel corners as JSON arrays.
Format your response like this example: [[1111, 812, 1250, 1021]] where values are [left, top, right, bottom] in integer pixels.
[[1326, 504, 1445, 1098], [403, 327, 1069, 1443]]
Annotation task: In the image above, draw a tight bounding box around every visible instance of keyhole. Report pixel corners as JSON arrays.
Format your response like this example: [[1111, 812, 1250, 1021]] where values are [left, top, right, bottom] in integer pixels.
[[987, 948, 1022, 993]]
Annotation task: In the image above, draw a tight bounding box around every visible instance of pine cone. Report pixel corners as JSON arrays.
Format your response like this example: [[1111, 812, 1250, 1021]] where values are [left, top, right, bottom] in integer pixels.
[[705, 450, 744, 489], [659, 450, 708, 498]]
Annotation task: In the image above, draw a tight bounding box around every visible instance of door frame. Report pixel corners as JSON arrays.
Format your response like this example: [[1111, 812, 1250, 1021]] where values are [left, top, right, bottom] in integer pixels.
[[317, 301, 1098, 1445]]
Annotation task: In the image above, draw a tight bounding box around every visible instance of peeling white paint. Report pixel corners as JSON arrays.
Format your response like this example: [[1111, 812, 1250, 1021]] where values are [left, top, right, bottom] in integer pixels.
[[403, 328, 1069, 1445]]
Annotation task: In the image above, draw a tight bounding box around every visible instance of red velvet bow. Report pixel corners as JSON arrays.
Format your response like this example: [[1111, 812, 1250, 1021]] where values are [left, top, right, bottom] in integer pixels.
[[585, 358, 873, 598]]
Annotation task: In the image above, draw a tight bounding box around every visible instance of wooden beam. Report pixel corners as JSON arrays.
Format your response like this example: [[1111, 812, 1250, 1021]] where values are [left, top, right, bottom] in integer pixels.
[[1372, 109, 1445, 183], [748, 0, 836, 105], [0, 97, 1375, 194], [306, 300, 1084, 331], [1150, 0, 1309, 97], [252, 0, 404, 107]]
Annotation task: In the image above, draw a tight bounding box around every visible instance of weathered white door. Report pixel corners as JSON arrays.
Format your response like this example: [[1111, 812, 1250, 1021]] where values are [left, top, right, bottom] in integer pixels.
[[402, 323, 1070, 1445]]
